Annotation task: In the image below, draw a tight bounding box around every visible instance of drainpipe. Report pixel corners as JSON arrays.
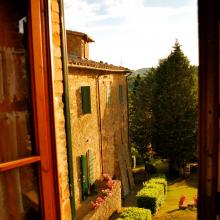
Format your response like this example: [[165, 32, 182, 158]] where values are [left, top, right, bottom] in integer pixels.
[[95, 74, 103, 174], [125, 72, 133, 171], [58, 0, 75, 219]]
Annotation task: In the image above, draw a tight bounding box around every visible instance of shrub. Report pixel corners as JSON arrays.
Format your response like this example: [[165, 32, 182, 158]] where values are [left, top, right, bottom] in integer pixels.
[[136, 174, 167, 214], [143, 182, 164, 194], [136, 187, 162, 214], [117, 207, 152, 220], [149, 177, 167, 194], [145, 162, 157, 174], [151, 173, 166, 179], [142, 182, 165, 205]]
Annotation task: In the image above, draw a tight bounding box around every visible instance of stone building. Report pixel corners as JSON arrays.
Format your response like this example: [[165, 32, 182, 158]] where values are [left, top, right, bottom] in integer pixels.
[[0, 0, 133, 219], [1, 0, 219, 220], [67, 30, 134, 212]]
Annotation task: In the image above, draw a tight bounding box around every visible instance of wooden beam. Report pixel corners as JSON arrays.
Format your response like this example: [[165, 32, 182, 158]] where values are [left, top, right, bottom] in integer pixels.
[[0, 156, 41, 172]]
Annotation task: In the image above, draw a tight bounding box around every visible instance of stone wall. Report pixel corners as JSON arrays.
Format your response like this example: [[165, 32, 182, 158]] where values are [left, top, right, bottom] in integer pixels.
[[99, 74, 134, 196], [83, 180, 121, 220], [68, 67, 134, 209], [68, 68, 102, 209], [67, 32, 84, 58], [51, 1, 72, 219]]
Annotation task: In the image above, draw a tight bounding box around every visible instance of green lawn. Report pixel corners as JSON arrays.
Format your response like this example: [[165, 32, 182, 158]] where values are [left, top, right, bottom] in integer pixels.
[[153, 174, 197, 220], [110, 162, 198, 220]]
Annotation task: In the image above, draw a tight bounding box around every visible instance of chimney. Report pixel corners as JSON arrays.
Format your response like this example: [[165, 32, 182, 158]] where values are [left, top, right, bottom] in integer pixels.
[[66, 30, 94, 60]]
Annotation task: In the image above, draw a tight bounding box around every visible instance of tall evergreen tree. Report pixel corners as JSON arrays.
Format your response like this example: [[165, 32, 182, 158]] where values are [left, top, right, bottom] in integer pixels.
[[129, 71, 154, 158], [151, 41, 198, 173]]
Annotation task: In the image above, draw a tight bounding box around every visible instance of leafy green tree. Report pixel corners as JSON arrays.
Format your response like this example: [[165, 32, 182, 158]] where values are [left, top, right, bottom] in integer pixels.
[[129, 71, 154, 158], [151, 41, 198, 174]]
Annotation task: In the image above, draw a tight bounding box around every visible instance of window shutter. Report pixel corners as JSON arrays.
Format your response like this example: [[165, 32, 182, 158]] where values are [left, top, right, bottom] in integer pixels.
[[80, 155, 88, 200], [87, 149, 95, 190], [81, 86, 91, 114], [119, 84, 123, 103], [106, 82, 112, 107]]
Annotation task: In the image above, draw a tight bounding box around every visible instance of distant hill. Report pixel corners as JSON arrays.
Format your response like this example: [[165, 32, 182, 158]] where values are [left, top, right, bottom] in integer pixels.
[[132, 68, 151, 75], [127, 68, 150, 92]]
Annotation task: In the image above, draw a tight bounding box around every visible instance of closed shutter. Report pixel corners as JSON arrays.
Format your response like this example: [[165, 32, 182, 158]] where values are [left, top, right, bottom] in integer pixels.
[[106, 82, 112, 107], [87, 149, 95, 189], [81, 86, 91, 114], [80, 155, 88, 200], [119, 84, 123, 103]]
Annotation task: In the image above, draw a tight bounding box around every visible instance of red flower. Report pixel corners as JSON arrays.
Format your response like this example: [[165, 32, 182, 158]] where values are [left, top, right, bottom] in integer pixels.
[[193, 195, 198, 208]]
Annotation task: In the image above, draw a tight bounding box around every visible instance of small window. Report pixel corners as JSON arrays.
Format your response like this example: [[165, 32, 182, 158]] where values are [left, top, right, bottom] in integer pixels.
[[119, 84, 123, 103], [106, 82, 112, 107], [81, 86, 91, 114]]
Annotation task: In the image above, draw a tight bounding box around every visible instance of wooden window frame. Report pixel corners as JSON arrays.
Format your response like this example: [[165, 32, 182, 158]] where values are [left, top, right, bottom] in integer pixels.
[[198, 0, 220, 219], [29, 0, 60, 219], [0, 1, 60, 219]]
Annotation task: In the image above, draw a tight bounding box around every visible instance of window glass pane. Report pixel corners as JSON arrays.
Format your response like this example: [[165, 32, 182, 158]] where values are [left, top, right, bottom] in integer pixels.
[[0, 164, 41, 220], [0, 0, 36, 163]]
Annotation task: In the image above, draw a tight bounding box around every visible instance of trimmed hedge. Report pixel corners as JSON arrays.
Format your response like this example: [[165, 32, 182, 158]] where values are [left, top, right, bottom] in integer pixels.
[[136, 187, 162, 214], [149, 177, 167, 194], [143, 182, 164, 194], [151, 173, 166, 179], [136, 173, 167, 214], [117, 207, 152, 220]]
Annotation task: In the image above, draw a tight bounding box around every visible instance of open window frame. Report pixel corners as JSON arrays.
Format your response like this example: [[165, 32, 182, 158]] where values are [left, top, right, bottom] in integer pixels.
[[0, 0, 60, 219]]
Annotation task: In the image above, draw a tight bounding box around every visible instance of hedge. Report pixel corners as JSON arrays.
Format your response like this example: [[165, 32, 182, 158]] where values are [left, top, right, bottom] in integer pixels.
[[136, 173, 167, 214], [117, 207, 152, 220], [151, 173, 166, 179], [149, 176, 167, 194], [136, 187, 162, 214]]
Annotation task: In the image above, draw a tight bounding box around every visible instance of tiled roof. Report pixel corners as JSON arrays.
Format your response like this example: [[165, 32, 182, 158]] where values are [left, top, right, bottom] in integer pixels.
[[68, 57, 130, 72], [66, 30, 95, 43]]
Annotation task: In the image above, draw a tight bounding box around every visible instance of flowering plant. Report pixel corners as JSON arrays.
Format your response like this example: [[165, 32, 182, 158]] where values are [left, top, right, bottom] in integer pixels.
[[193, 195, 197, 208], [179, 195, 187, 209], [91, 174, 114, 209]]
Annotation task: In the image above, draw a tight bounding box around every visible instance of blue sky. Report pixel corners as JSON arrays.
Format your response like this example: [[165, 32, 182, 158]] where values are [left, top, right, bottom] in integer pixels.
[[64, 0, 198, 70]]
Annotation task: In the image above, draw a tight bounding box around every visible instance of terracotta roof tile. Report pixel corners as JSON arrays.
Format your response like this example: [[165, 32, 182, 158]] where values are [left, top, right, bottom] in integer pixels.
[[68, 57, 130, 72]]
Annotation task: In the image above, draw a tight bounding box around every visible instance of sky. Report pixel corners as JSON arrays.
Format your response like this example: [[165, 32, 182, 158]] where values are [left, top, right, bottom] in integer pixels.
[[64, 0, 198, 70]]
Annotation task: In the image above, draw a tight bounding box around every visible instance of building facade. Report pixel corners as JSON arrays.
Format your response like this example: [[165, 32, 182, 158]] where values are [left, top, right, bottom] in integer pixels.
[[67, 30, 134, 211], [0, 0, 219, 220]]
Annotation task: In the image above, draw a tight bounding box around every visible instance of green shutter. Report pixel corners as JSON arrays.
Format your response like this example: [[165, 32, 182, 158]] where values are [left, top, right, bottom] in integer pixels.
[[87, 149, 95, 187], [80, 155, 88, 200], [119, 84, 123, 103], [81, 86, 91, 114]]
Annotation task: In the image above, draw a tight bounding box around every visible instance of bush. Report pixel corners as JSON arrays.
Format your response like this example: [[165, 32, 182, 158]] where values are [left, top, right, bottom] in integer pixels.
[[144, 162, 157, 174], [136, 187, 162, 214], [143, 182, 164, 193], [143, 182, 164, 203], [151, 173, 166, 178], [149, 175, 167, 194], [117, 207, 152, 220], [136, 173, 167, 214]]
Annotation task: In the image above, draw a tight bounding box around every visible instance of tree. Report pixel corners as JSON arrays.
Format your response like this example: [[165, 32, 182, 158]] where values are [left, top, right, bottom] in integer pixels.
[[128, 71, 154, 158], [151, 41, 198, 174]]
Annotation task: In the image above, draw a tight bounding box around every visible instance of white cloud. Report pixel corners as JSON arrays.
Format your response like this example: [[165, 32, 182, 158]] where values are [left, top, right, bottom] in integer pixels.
[[64, 0, 198, 70]]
